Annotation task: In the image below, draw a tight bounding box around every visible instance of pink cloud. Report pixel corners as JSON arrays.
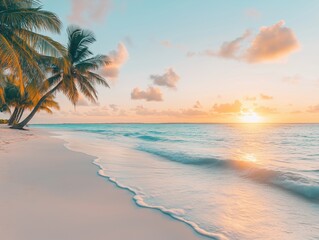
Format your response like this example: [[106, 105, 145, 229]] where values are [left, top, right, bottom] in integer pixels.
[[101, 43, 129, 80], [244, 96, 257, 101], [260, 94, 273, 100], [150, 68, 180, 89], [109, 104, 119, 112], [131, 87, 163, 102], [133, 106, 208, 117], [68, 0, 112, 25], [190, 21, 299, 63], [196, 31, 250, 60], [193, 101, 202, 109], [308, 104, 319, 113], [246, 20, 299, 63], [216, 30, 251, 59]]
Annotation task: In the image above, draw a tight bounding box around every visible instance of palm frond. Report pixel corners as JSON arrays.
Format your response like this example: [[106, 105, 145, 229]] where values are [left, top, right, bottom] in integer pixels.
[[75, 55, 109, 72], [60, 75, 79, 105], [0, 7, 61, 33], [87, 71, 109, 88], [0, 34, 23, 92], [67, 25, 96, 64], [9, 32, 46, 83], [75, 73, 98, 103], [17, 29, 66, 57]]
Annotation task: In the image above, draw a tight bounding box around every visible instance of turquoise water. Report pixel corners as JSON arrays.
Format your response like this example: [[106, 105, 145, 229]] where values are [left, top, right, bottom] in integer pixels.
[[34, 124, 319, 239]]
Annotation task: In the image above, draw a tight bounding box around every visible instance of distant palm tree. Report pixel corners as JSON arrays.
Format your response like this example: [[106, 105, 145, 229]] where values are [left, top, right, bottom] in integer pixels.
[[12, 26, 109, 129], [0, 0, 65, 93]]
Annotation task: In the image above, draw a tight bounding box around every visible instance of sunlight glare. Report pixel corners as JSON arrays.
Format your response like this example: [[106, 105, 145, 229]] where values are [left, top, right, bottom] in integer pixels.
[[240, 111, 263, 123]]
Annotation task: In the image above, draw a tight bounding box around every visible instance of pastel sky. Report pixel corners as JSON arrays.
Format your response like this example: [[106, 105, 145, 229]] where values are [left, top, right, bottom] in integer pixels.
[[3, 0, 319, 123]]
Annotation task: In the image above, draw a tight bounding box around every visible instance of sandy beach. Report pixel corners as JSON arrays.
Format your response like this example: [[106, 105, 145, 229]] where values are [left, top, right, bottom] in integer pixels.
[[0, 126, 204, 240]]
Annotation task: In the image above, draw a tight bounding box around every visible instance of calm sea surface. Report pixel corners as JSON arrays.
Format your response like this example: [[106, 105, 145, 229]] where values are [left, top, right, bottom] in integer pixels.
[[34, 124, 319, 239]]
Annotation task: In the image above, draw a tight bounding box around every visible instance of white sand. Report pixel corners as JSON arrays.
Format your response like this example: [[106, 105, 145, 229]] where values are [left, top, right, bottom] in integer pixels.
[[0, 126, 206, 240]]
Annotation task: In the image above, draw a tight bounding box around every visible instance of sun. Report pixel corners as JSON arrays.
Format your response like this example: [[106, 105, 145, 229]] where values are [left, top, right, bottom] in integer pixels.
[[240, 111, 263, 123]]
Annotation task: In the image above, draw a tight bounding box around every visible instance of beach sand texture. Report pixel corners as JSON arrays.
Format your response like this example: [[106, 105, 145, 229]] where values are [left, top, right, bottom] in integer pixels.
[[0, 126, 204, 240]]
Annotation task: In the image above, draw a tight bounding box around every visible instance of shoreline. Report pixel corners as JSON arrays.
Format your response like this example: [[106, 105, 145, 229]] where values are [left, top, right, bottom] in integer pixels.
[[55, 130, 223, 240], [0, 126, 207, 240]]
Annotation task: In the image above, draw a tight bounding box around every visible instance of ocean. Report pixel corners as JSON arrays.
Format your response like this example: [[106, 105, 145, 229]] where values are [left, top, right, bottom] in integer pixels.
[[34, 123, 319, 240]]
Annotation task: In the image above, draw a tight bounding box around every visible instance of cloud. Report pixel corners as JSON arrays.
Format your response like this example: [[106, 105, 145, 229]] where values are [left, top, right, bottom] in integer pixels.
[[150, 68, 180, 89], [134, 105, 159, 116], [83, 104, 126, 117], [84, 105, 111, 116], [133, 106, 208, 117], [212, 100, 242, 113], [181, 108, 207, 116], [244, 96, 257, 101], [160, 40, 185, 51], [190, 21, 299, 63], [260, 94, 273, 100], [193, 101, 202, 109], [131, 87, 163, 102], [246, 20, 299, 63], [101, 43, 129, 80], [215, 30, 250, 59], [109, 104, 119, 112], [194, 31, 250, 60], [307, 104, 319, 113], [68, 0, 111, 25]]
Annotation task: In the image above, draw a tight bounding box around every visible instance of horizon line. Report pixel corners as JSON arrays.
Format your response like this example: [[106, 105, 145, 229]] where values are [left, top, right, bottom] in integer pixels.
[[31, 122, 319, 125]]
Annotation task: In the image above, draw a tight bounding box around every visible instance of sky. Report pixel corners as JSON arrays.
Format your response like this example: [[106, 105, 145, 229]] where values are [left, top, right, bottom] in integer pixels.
[[3, 0, 319, 123]]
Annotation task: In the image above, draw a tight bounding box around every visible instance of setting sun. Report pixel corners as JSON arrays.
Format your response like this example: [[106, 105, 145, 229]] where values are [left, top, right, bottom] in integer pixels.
[[240, 111, 263, 123]]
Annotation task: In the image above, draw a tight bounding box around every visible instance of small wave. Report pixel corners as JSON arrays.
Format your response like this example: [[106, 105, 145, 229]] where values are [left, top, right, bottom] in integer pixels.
[[123, 133, 163, 142], [123, 132, 184, 143], [94, 161, 226, 240], [76, 129, 107, 134], [138, 146, 319, 201], [138, 135, 163, 142]]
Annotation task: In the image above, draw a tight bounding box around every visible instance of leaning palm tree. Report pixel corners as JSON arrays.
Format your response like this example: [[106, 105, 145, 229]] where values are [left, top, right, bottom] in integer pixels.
[[12, 26, 109, 129], [0, 75, 60, 125], [0, 0, 65, 93]]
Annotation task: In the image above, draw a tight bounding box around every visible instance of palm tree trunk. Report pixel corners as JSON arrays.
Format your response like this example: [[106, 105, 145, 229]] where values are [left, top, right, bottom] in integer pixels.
[[16, 108, 24, 123], [12, 81, 62, 129], [15, 108, 22, 124], [8, 107, 18, 125]]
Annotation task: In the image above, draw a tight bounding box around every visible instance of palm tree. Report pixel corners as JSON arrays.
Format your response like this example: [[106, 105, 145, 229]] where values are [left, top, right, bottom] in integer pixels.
[[0, 0, 65, 93], [12, 26, 109, 129], [0, 73, 61, 125]]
